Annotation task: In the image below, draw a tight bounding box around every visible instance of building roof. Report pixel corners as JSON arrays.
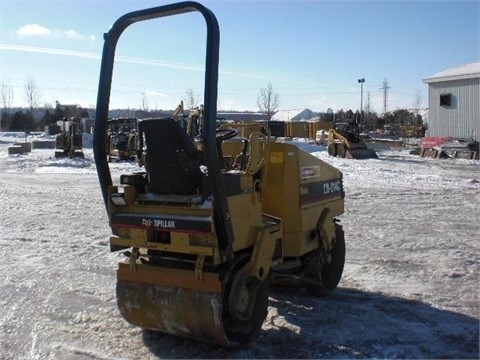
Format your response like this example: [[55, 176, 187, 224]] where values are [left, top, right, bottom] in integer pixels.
[[272, 109, 316, 122], [217, 112, 266, 122], [423, 62, 480, 83]]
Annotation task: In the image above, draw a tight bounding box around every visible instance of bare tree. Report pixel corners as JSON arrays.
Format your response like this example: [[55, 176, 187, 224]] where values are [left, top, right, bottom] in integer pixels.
[[1, 82, 14, 130], [183, 88, 199, 110], [1, 82, 13, 110], [24, 77, 42, 118], [257, 82, 279, 124]]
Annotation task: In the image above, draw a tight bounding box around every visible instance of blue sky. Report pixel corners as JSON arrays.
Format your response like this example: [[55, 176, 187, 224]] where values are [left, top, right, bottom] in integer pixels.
[[1, 0, 479, 113]]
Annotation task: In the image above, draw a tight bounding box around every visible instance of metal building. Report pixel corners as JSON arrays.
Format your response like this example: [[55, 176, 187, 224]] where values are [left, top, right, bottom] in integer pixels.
[[423, 62, 480, 142]]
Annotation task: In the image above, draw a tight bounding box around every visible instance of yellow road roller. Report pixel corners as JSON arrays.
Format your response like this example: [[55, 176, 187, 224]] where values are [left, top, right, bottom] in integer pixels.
[[93, 1, 346, 347]]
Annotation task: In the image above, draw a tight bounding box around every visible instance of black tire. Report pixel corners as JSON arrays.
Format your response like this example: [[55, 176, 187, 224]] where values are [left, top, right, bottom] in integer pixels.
[[321, 224, 346, 290], [224, 277, 269, 346], [327, 143, 337, 157], [337, 144, 347, 158], [222, 256, 269, 346]]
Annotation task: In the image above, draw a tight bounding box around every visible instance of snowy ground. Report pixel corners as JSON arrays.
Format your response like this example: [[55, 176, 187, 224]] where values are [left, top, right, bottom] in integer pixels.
[[0, 132, 479, 359]]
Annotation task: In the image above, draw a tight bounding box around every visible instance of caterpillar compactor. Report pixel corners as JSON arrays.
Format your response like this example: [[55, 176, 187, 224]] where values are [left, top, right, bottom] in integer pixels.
[[93, 2, 346, 346]]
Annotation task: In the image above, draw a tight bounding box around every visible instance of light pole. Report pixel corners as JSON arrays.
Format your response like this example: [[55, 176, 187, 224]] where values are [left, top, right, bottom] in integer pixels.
[[358, 78, 365, 124]]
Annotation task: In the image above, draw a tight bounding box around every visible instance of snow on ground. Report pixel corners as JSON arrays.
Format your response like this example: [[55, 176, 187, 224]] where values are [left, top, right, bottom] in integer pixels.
[[0, 132, 479, 359]]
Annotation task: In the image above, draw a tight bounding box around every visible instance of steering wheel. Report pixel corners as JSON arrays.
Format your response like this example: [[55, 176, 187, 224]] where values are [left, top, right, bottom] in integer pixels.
[[216, 128, 238, 141]]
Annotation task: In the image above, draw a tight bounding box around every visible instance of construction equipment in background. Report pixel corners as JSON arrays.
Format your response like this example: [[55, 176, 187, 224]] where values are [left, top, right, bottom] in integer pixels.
[[106, 118, 138, 162], [173, 102, 213, 138], [93, 1, 346, 347], [172, 100, 187, 128], [315, 129, 328, 145], [172, 100, 184, 119], [403, 124, 426, 138], [187, 105, 203, 138], [420, 137, 479, 159], [327, 121, 378, 159], [54, 117, 84, 158]]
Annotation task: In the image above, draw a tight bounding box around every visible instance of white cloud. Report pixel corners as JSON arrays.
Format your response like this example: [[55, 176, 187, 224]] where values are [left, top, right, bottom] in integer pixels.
[[14, 24, 95, 41], [15, 24, 51, 37], [144, 90, 168, 97], [63, 29, 82, 39]]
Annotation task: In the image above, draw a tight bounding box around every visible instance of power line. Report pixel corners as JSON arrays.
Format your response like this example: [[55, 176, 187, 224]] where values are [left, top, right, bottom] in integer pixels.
[[380, 78, 391, 115]]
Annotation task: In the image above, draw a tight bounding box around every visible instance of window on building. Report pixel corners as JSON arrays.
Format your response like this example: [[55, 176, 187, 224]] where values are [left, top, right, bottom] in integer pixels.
[[440, 93, 451, 107]]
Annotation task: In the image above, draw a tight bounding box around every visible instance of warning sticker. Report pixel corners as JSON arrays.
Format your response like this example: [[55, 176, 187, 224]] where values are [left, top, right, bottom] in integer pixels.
[[270, 151, 284, 163], [301, 166, 320, 179]]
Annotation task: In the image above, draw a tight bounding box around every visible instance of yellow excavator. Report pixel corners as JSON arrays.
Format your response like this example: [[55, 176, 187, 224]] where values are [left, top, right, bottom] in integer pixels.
[[172, 100, 186, 128], [93, 1, 346, 346], [171, 100, 202, 138], [106, 118, 138, 162], [327, 121, 378, 159], [54, 117, 84, 158]]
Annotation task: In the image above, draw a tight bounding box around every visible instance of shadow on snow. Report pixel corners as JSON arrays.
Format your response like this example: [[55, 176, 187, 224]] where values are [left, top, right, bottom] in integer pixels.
[[140, 286, 479, 359]]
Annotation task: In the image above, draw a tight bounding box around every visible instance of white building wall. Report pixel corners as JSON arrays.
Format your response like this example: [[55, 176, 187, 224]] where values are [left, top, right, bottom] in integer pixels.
[[427, 78, 480, 141]]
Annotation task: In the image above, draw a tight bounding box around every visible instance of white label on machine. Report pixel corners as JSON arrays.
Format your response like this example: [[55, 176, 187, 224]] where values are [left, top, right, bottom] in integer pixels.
[[301, 166, 320, 179]]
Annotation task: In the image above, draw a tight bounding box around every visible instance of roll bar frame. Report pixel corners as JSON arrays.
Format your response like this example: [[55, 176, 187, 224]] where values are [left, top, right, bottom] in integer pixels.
[[93, 1, 234, 261]]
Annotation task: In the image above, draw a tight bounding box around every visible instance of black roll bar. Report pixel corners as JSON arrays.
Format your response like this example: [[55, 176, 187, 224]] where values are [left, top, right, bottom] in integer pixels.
[[93, 1, 234, 261]]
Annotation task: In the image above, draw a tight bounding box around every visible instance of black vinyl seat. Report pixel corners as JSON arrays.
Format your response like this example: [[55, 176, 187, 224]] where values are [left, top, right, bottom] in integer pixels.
[[138, 118, 203, 195]]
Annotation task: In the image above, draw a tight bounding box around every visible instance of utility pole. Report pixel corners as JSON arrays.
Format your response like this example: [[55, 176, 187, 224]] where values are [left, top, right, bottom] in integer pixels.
[[358, 78, 365, 124], [381, 78, 390, 116], [365, 91, 372, 130]]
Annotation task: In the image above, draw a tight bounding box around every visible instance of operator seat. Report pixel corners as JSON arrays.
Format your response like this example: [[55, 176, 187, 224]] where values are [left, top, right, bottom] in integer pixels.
[[138, 118, 203, 195]]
